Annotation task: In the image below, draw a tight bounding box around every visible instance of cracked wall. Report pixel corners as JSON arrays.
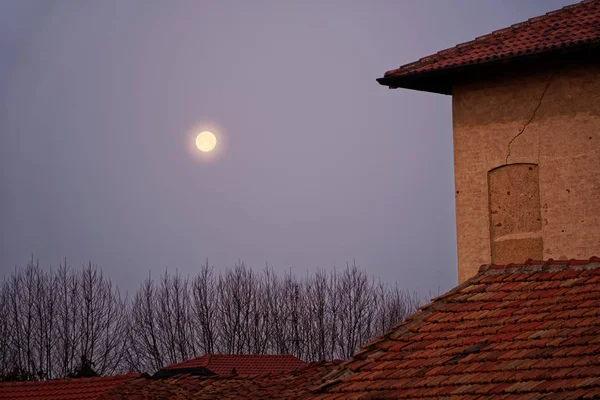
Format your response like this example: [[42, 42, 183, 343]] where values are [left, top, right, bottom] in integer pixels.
[[452, 62, 600, 283]]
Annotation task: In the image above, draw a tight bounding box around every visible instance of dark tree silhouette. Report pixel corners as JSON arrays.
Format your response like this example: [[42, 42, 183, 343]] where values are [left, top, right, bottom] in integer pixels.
[[68, 356, 98, 378], [1, 258, 421, 378]]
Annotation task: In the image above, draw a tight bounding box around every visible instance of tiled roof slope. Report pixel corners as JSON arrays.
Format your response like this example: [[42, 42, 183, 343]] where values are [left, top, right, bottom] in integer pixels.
[[0, 374, 140, 400], [161, 354, 307, 376], [313, 258, 600, 399], [102, 361, 340, 400], [378, 0, 600, 92]]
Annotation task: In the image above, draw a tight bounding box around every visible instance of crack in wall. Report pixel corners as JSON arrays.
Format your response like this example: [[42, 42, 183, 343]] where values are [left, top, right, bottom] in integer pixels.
[[505, 73, 554, 164]]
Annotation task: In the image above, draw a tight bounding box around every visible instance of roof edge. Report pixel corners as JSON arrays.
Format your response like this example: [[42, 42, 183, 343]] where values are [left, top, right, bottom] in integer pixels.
[[314, 256, 600, 394], [314, 270, 486, 390], [0, 373, 143, 386], [378, 41, 600, 95], [382, 0, 599, 80], [479, 256, 600, 274]]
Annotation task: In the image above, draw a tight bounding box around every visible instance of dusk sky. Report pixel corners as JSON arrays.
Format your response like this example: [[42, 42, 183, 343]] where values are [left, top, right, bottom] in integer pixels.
[[1, 0, 577, 297]]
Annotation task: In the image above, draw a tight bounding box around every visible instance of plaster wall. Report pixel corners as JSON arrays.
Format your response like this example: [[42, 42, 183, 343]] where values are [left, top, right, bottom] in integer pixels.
[[452, 63, 600, 283], [488, 163, 543, 265]]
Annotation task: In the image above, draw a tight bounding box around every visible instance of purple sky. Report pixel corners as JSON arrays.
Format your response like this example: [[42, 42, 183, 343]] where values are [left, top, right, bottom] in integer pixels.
[[0, 0, 577, 297]]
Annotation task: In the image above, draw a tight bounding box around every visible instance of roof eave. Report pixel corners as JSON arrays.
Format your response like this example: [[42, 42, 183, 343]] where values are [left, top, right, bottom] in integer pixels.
[[376, 71, 454, 95], [153, 367, 215, 378], [378, 42, 600, 96], [376, 55, 539, 96]]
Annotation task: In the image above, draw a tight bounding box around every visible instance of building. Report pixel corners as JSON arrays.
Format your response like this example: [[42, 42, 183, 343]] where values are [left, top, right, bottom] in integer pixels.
[[103, 360, 339, 400], [0, 356, 331, 400], [311, 1, 600, 398], [378, 0, 600, 283], [155, 354, 307, 377]]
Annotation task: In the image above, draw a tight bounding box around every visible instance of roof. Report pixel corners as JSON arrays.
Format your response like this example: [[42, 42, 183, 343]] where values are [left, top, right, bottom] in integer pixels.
[[313, 257, 600, 399], [0, 374, 141, 400], [101, 361, 340, 400], [160, 354, 307, 377], [378, 0, 600, 94]]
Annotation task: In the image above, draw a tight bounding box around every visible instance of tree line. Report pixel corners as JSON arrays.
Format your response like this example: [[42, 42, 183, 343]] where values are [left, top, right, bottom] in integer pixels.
[[0, 257, 420, 380]]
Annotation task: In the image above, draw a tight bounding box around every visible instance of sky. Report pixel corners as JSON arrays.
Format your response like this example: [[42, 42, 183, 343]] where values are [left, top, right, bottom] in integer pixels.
[[0, 0, 577, 298]]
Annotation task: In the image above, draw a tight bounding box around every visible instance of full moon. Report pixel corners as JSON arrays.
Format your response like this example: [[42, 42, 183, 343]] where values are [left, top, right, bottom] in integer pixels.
[[195, 131, 217, 152]]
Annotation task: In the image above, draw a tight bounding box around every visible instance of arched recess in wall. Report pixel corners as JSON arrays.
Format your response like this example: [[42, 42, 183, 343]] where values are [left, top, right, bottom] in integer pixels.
[[488, 163, 543, 264]]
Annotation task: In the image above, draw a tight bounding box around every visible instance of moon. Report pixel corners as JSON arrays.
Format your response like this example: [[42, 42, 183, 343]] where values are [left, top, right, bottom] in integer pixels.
[[195, 131, 217, 152]]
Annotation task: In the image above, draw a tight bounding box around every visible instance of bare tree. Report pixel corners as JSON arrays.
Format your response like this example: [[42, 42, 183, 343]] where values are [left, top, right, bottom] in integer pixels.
[[304, 270, 329, 361], [335, 263, 372, 359], [0, 280, 9, 375], [374, 281, 420, 337], [78, 264, 126, 375], [126, 274, 163, 373], [2, 258, 421, 377], [32, 265, 55, 379], [5, 261, 35, 377], [215, 262, 255, 354], [191, 261, 218, 354], [54, 261, 80, 378], [155, 270, 195, 364], [245, 268, 270, 354]]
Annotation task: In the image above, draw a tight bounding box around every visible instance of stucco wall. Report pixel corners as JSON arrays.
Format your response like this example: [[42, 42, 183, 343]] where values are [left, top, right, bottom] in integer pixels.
[[488, 163, 543, 265], [452, 62, 600, 283]]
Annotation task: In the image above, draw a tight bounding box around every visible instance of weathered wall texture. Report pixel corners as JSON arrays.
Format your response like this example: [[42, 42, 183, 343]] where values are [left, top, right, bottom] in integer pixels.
[[452, 62, 600, 283], [488, 163, 543, 265]]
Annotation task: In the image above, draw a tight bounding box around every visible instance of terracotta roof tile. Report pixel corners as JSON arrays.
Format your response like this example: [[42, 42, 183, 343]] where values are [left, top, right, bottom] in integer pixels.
[[160, 354, 307, 376], [101, 361, 339, 400], [378, 0, 600, 92], [313, 258, 600, 399], [0, 373, 140, 400]]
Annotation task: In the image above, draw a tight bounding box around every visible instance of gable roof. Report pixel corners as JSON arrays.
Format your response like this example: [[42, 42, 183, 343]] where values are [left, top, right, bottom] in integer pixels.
[[378, 0, 600, 94], [101, 361, 339, 400], [160, 354, 307, 377], [0, 374, 141, 400], [313, 258, 600, 399]]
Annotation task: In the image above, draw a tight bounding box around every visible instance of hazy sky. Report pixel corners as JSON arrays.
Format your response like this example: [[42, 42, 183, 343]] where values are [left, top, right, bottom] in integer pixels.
[[0, 0, 577, 297]]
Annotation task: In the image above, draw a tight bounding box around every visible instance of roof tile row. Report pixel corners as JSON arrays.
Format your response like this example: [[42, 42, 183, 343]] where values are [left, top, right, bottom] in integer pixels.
[[313, 258, 600, 399], [379, 0, 600, 87]]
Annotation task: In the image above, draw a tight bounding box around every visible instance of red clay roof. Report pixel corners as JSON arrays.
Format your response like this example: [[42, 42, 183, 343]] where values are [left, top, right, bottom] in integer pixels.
[[378, 0, 600, 93], [161, 354, 307, 376], [101, 361, 340, 400], [0, 373, 140, 400], [312, 257, 600, 399]]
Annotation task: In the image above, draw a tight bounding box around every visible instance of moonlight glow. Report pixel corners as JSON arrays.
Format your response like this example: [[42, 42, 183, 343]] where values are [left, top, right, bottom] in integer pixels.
[[195, 131, 217, 152]]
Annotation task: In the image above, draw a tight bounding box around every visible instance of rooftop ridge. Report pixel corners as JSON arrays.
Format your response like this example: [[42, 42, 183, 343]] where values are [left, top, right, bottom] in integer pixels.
[[102, 362, 338, 399], [315, 253, 600, 397], [195, 360, 341, 381], [379, 0, 600, 93], [0, 373, 141, 386], [315, 272, 483, 389], [479, 256, 600, 273], [395, 0, 588, 73], [161, 353, 307, 376]]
